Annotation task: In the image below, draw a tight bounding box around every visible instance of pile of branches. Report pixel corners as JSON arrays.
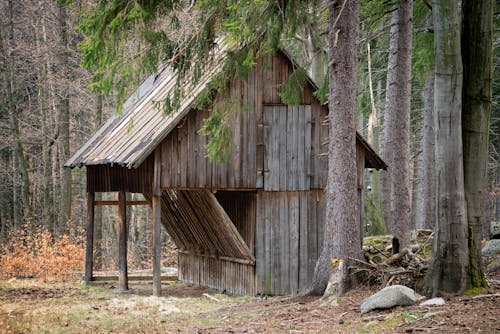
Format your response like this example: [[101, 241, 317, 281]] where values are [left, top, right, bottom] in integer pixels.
[[353, 230, 434, 289]]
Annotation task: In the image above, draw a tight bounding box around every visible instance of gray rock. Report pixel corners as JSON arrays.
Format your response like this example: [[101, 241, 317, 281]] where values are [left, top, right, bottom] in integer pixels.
[[419, 297, 445, 306], [360, 285, 417, 314], [482, 239, 500, 257], [491, 221, 500, 238]]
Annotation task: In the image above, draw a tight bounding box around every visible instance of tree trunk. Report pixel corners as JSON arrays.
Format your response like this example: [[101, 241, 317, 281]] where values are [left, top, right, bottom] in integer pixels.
[[1, 2, 32, 225], [413, 73, 436, 230], [94, 94, 103, 268], [57, 4, 72, 232], [496, 164, 500, 222], [461, 0, 492, 289], [425, 0, 468, 296], [365, 46, 386, 235], [308, 0, 361, 296], [380, 0, 413, 249]]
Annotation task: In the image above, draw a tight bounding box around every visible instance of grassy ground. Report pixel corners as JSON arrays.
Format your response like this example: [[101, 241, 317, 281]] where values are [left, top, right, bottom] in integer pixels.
[[0, 278, 498, 333]]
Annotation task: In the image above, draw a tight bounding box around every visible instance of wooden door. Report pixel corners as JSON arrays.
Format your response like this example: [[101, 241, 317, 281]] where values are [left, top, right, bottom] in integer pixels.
[[263, 105, 312, 191]]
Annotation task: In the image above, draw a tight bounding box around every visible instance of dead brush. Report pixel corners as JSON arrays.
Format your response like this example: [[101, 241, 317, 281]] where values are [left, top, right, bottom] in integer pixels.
[[0, 225, 85, 282]]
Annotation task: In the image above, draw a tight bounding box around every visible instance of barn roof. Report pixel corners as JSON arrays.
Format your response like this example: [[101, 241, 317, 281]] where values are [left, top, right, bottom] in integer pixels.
[[65, 45, 386, 170]]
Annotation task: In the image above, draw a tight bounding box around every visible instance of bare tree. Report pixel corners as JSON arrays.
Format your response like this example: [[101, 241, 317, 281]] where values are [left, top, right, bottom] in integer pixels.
[[380, 0, 413, 249], [461, 0, 492, 288], [425, 0, 468, 295], [308, 0, 361, 295]]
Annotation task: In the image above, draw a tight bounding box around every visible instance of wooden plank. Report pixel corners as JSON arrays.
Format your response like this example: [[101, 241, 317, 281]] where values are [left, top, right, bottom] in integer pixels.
[[317, 190, 326, 260], [298, 106, 305, 190], [291, 106, 299, 190], [309, 104, 318, 188], [278, 106, 287, 190], [179, 116, 188, 187], [255, 191, 265, 294], [91, 275, 178, 282], [196, 110, 205, 188], [272, 194, 280, 294], [304, 105, 312, 190], [298, 192, 309, 290], [255, 62, 264, 189], [285, 106, 293, 190], [271, 107, 280, 190], [263, 106, 271, 190], [232, 82, 242, 188], [152, 147, 162, 296], [84, 192, 95, 283], [319, 112, 329, 186], [187, 114, 196, 187], [263, 192, 272, 295], [279, 193, 288, 294], [308, 191, 318, 281], [289, 193, 300, 294], [93, 200, 151, 206], [117, 190, 128, 291], [152, 194, 162, 296]]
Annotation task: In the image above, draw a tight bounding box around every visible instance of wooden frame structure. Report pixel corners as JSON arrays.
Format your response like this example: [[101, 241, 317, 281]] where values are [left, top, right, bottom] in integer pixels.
[[66, 48, 386, 296]]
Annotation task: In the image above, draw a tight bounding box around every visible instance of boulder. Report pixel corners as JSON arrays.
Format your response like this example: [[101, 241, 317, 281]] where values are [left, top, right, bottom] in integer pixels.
[[482, 239, 500, 258], [360, 285, 418, 314]]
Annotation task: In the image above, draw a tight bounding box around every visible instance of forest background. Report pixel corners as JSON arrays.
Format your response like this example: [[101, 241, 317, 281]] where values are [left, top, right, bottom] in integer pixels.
[[0, 0, 498, 283]]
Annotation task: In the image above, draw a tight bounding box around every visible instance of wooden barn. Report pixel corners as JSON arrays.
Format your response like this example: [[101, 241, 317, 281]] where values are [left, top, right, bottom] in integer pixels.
[[65, 46, 386, 296]]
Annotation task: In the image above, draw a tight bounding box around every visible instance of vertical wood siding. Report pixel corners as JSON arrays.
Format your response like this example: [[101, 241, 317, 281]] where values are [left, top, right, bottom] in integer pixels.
[[178, 253, 255, 295], [263, 105, 312, 191], [158, 54, 328, 190], [86, 154, 154, 193], [255, 189, 325, 295]]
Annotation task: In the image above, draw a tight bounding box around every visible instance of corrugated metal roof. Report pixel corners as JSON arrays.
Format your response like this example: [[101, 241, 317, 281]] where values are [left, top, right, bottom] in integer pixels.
[[66, 45, 386, 170], [65, 43, 228, 169]]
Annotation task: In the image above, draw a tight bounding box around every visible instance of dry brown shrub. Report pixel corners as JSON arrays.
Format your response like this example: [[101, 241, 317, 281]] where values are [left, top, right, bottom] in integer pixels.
[[0, 225, 85, 282]]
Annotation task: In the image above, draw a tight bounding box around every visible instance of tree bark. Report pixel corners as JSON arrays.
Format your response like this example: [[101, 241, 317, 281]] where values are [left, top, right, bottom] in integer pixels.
[[461, 0, 492, 288], [308, 0, 361, 296], [413, 73, 436, 230], [425, 0, 468, 296], [380, 0, 413, 249]]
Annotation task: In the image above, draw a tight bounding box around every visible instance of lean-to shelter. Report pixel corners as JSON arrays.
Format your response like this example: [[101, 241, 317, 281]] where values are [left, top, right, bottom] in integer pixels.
[[65, 44, 387, 296]]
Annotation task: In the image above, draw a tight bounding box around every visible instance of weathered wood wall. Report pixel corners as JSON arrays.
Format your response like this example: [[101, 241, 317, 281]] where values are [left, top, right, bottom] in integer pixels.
[[86, 154, 154, 193], [158, 54, 328, 190], [178, 253, 255, 295], [255, 189, 325, 295]]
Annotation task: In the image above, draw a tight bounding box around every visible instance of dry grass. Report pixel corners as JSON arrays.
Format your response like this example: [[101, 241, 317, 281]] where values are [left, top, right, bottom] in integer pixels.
[[0, 279, 498, 334]]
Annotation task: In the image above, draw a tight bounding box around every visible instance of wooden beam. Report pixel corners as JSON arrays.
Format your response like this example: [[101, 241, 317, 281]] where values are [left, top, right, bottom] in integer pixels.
[[84, 192, 95, 283], [152, 195, 162, 296], [94, 200, 149, 206], [177, 250, 255, 265], [90, 275, 178, 282], [117, 190, 128, 291], [152, 146, 162, 297]]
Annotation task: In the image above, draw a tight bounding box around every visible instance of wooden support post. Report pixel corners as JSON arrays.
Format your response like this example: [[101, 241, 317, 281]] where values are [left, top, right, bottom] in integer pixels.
[[117, 190, 128, 291], [84, 192, 95, 283], [152, 194, 162, 296], [152, 146, 162, 296]]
